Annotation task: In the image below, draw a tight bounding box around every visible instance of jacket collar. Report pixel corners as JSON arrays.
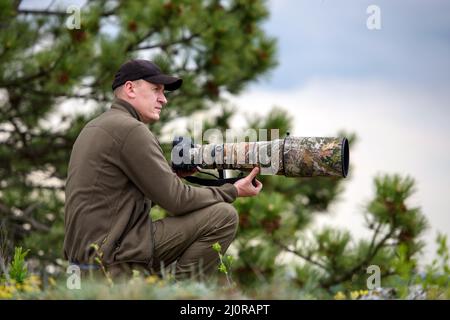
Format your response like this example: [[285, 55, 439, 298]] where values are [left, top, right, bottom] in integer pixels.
[[111, 98, 142, 122]]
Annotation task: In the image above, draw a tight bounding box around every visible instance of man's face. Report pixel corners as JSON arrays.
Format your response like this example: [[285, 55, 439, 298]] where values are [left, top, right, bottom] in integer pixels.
[[131, 80, 167, 123]]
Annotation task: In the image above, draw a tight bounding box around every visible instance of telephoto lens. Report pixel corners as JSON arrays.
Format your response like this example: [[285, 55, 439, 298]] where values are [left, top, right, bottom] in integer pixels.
[[172, 136, 349, 178]]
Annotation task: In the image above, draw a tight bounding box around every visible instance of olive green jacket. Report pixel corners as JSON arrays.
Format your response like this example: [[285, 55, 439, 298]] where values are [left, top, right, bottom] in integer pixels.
[[63, 98, 238, 269]]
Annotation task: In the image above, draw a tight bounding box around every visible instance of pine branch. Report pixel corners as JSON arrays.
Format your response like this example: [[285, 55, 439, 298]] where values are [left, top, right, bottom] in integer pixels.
[[319, 227, 396, 289], [368, 222, 382, 254], [0, 48, 67, 88], [16, 9, 67, 16], [16, 4, 117, 17], [239, 254, 269, 283], [0, 202, 50, 233], [125, 28, 156, 52], [25, 87, 111, 102], [273, 239, 328, 271], [133, 33, 200, 51]]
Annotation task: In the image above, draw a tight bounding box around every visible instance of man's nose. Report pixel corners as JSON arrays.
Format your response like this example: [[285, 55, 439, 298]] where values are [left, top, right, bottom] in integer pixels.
[[158, 93, 167, 104]]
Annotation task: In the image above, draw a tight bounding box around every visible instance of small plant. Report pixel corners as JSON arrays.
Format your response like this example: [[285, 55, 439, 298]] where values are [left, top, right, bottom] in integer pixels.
[[0, 247, 42, 299], [212, 242, 234, 287], [9, 247, 30, 284], [417, 233, 450, 298], [89, 243, 114, 287]]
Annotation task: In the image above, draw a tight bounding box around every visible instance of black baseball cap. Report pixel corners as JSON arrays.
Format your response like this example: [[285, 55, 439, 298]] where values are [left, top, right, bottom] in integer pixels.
[[112, 59, 182, 91]]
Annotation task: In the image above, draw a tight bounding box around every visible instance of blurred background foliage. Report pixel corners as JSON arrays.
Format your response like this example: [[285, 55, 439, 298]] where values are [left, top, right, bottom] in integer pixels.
[[0, 0, 448, 299]]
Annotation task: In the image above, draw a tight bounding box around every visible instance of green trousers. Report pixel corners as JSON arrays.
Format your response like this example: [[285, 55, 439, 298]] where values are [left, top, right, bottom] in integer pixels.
[[151, 202, 239, 280], [101, 202, 238, 280]]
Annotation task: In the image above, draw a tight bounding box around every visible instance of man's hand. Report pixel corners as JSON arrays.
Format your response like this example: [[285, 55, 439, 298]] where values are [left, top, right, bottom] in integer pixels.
[[233, 167, 263, 197]]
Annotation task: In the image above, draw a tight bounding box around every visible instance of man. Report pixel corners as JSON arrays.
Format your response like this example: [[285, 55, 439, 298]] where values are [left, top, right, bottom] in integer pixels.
[[64, 59, 262, 279]]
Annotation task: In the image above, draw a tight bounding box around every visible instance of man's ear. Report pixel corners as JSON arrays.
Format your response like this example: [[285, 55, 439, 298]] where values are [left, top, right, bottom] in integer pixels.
[[124, 81, 136, 98]]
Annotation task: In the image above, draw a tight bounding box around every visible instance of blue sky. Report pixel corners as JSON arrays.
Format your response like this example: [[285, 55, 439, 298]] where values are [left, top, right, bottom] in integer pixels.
[[256, 0, 450, 90]]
